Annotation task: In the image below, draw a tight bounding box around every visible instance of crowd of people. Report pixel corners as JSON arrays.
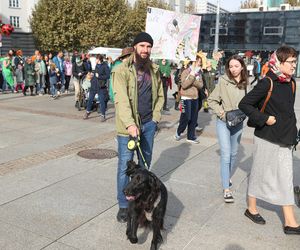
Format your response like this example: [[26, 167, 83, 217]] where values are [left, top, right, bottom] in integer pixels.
[[1, 33, 299, 235]]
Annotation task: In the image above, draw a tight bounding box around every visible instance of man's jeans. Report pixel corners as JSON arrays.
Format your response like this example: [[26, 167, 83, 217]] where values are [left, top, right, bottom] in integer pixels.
[[117, 120, 157, 208], [87, 88, 106, 116], [216, 118, 243, 190], [177, 99, 199, 140]]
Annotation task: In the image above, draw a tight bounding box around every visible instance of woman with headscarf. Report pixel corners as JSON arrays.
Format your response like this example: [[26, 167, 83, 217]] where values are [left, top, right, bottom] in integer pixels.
[[239, 46, 300, 234]]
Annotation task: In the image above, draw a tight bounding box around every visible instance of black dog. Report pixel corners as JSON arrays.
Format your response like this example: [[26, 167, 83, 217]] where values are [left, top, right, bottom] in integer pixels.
[[123, 160, 168, 250]]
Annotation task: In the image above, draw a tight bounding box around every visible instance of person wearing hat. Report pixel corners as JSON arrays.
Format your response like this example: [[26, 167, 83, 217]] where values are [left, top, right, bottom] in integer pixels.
[[111, 32, 164, 223], [109, 47, 134, 103]]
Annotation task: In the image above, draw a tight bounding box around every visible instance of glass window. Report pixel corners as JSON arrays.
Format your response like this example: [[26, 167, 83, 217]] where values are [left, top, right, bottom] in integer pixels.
[[10, 16, 20, 28], [9, 0, 19, 8], [263, 26, 283, 35]]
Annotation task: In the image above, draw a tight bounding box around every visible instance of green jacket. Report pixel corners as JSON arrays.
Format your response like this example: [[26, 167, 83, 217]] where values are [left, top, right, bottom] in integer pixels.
[[111, 54, 164, 136], [207, 75, 246, 121], [158, 59, 171, 77]]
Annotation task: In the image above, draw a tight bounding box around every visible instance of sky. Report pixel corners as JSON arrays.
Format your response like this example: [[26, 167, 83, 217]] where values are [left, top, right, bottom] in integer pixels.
[[128, 0, 243, 12], [210, 0, 242, 12]]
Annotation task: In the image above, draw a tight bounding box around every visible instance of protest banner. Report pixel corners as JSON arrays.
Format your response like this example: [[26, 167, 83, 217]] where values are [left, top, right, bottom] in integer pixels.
[[146, 7, 201, 61]]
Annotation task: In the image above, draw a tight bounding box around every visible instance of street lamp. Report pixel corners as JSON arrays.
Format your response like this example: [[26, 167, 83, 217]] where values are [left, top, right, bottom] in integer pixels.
[[214, 0, 220, 52]]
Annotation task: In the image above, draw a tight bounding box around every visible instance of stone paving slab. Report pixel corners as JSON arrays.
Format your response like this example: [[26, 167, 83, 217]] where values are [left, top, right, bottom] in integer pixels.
[[0, 219, 52, 250], [0, 83, 300, 250]]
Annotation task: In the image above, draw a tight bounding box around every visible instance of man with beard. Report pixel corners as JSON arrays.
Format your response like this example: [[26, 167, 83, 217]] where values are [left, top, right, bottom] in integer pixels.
[[112, 32, 164, 223]]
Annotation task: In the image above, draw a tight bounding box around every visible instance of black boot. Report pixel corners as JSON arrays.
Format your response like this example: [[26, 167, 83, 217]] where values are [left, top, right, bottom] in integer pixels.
[[174, 101, 179, 111]]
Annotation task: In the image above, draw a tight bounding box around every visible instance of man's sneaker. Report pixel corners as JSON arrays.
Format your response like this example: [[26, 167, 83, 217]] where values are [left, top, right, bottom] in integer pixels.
[[117, 208, 128, 223], [224, 191, 234, 203], [99, 115, 106, 122], [174, 133, 181, 141], [186, 138, 200, 144], [195, 126, 203, 132]]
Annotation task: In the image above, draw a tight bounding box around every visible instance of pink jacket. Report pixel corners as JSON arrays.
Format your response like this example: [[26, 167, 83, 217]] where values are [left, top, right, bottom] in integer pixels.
[[64, 61, 72, 76]]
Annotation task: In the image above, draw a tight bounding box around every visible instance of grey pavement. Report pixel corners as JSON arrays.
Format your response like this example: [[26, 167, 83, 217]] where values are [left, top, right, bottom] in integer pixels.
[[0, 82, 300, 250]]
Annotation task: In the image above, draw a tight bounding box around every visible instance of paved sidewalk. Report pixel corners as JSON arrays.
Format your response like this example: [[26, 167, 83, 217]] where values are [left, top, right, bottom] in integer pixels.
[[0, 84, 299, 250]]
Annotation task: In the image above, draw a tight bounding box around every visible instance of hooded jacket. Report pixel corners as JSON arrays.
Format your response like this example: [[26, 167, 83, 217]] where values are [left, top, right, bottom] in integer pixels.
[[208, 75, 246, 122], [111, 54, 164, 136]]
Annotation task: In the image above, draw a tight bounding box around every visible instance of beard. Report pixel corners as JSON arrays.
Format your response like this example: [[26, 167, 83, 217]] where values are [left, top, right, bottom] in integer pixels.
[[134, 50, 151, 72]]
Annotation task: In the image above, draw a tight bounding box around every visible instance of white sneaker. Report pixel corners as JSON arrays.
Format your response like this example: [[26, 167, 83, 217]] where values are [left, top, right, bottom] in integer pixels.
[[174, 133, 181, 141], [224, 191, 234, 203], [186, 138, 200, 144], [195, 126, 203, 132]]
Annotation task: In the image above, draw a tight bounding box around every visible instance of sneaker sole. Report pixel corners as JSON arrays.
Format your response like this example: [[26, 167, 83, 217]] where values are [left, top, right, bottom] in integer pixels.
[[224, 198, 234, 203], [186, 140, 200, 144], [174, 135, 181, 141]]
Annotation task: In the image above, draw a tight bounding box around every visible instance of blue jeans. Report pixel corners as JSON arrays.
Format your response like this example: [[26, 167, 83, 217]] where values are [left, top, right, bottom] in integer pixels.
[[50, 82, 57, 96], [216, 118, 243, 189], [117, 120, 157, 208], [87, 88, 106, 116], [177, 99, 199, 140]]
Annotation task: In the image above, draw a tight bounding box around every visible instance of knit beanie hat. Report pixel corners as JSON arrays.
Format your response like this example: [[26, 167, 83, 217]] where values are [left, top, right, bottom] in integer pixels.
[[132, 32, 154, 47]]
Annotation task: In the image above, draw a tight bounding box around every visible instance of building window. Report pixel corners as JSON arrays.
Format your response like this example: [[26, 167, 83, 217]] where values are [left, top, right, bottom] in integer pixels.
[[210, 27, 228, 36], [263, 26, 283, 35], [9, 0, 20, 8], [10, 16, 20, 28]]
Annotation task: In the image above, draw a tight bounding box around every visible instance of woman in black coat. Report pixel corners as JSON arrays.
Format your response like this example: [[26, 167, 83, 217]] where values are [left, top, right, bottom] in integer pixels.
[[239, 46, 299, 235]]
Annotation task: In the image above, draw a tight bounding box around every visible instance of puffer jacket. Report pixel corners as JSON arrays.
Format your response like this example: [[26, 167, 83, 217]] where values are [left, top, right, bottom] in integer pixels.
[[111, 54, 164, 136], [208, 75, 246, 121]]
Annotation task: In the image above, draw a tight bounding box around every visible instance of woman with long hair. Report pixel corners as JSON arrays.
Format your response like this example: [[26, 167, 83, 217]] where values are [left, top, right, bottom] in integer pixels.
[[208, 55, 248, 203], [239, 46, 299, 234]]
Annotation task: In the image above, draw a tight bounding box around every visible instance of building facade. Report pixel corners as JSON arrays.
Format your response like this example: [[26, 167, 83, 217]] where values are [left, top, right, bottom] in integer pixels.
[[194, 0, 228, 14], [0, 0, 37, 55], [198, 10, 300, 76]]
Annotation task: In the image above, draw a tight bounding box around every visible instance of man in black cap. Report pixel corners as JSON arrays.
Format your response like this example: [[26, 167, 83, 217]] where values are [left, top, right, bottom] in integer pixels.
[[112, 32, 164, 223]]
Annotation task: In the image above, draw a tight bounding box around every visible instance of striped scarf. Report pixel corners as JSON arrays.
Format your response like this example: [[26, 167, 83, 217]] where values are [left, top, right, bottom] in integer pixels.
[[268, 51, 291, 82]]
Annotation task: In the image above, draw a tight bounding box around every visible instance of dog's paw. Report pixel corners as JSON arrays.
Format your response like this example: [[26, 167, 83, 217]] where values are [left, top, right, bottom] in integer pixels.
[[128, 236, 138, 244]]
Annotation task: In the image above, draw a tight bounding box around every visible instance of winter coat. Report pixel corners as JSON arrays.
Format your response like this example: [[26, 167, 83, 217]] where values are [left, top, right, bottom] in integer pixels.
[[180, 67, 203, 99], [24, 63, 35, 86], [239, 70, 297, 146], [63, 61, 73, 76], [53, 56, 64, 74], [72, 61, 86, 80], [208, 75, 246, 122], [49, 69, 58, 85], [15, 67, 24, 83], [90, 62, 110, 92], [111, 54, 164, 136], [159, 60, 171, 78]]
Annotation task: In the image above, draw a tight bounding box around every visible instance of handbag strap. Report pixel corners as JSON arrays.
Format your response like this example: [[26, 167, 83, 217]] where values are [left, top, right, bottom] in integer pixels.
[[260, 77, 273, 113], [260, 77, 295, 113]]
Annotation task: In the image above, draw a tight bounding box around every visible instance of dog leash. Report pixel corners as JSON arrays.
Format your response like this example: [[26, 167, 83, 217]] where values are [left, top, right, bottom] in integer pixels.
[[127, 136, 150, 170]]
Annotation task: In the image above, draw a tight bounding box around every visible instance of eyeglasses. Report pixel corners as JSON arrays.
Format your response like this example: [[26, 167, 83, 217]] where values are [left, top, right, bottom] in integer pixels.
[[285, 60, 298, 65]]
